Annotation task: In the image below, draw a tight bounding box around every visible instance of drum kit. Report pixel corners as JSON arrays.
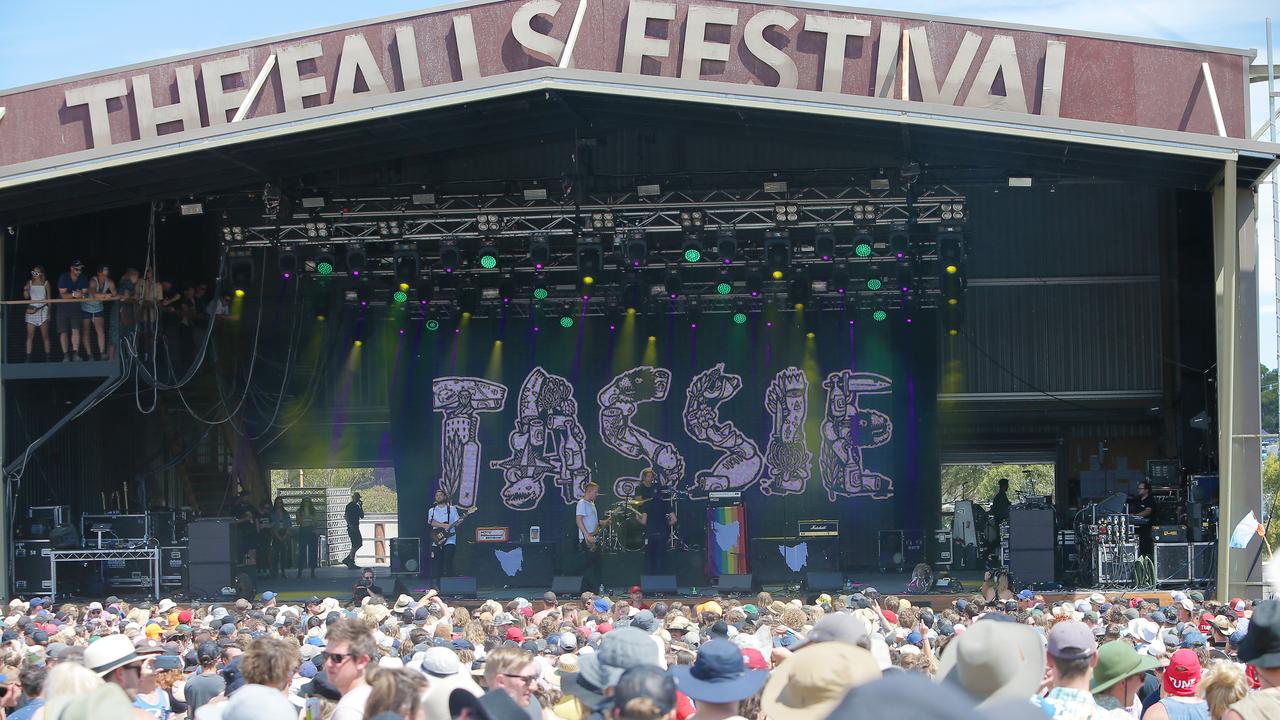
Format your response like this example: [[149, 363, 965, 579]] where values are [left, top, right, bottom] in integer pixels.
[[598, 495, 685, 552]]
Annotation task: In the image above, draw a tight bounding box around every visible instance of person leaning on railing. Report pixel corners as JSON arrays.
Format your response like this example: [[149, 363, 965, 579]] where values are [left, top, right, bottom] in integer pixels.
[[21, 265, 52, 361]]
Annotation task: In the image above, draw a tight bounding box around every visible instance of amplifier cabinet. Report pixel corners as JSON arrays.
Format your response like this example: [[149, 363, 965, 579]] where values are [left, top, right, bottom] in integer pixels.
[[1154, 543, 1191, 585], [160, 546, 187, 588], [1153, 525, 1188, 543], [1191, 542, 1217, 581], [13, 540, 52, 594]]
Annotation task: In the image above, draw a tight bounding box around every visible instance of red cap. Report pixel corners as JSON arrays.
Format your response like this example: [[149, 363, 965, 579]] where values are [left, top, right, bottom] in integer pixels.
[[178, 610, 193, 624], [1248, 664, 1262, 690], [629, 585, 642, 594], [505, 627, 525, 643], [1199, 612, 1214, 635], [741, 647, 768, 670], [596, 623, 613, 634], [520, 606, 534, 618], [1129, 598, 1141, 609], [882, 610, 898, 625], [1163, 649, 1201, 697]]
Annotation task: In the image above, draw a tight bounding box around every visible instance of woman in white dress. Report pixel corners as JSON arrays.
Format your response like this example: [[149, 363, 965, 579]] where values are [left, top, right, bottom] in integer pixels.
[[22, 265, 52, 360]]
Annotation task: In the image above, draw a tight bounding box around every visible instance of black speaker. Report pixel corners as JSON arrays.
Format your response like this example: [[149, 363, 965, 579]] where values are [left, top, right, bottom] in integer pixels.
[[552, 576, 584, 595], [390, 538, 421, 575], [13, 540, 52, 594], [716, 574, 754, 593], [189, 562, 234, 598], [188, 519, 236, 564], [1191, 542, 1216, 581], [1008, 549, 1055, 584], [640, 575, 677, 594], [1154, 543, 1191, 584], [1008, 508, 1054, 549], [160, 546, 187, 588], [439, 576, 477, 598], [804, 571, 843, 591]]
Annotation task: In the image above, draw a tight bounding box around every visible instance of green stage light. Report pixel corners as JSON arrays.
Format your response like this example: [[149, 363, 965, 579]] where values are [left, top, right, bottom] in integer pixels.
[[732, 312, 748, 325], [480, 254, 498, 269], [872, 310, 888, 322], [533, 287, 549, 301], [866, 278, 882, 290], [559, 316, 575, 328], [684, 248, 702, 263], [854, 242, 873, 257], [425, 319, 440, 331], [392, 290, 408, 303], [716, 281, 732, 295], [316, 261, 334, 275]]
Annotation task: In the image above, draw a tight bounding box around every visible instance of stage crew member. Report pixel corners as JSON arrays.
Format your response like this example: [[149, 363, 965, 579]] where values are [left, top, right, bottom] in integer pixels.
[[636, 469, 676, 576], [1131, 480, 1156, 558], [576, 482, 609, 592], [429, 489, 474, 581]]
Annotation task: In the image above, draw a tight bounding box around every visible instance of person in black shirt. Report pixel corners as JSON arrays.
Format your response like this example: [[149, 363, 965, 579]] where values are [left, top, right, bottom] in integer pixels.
[[1131, 480, 1157, 558], [990, 478, 1011, 525], [636, 469, 675, 575], [342, 493, 364, 569]]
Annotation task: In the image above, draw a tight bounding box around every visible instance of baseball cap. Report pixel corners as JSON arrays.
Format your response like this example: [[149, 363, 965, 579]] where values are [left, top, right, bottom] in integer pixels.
[[1047, 621, 1096, 660], [261, 591, 276, 602]]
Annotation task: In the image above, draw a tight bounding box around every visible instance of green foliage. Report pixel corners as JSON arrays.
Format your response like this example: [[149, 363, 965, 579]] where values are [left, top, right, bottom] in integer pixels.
[[1266, 455, 1280, 549], [941, 464, 1055, 505], [269, 467, 397, 512], [1263, 364, 1278, 435]]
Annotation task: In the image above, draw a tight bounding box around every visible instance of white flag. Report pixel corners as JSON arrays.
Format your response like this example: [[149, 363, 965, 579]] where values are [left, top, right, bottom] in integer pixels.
[[1230, 511, 1260, 549]]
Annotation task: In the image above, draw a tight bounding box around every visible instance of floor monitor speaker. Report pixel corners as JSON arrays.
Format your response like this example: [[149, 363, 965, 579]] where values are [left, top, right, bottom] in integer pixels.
[[552, 576, 584, 595], [805, 571, 843, 591], [640, 575, 677, 594], [439, 576, 477, 598], [716, 574, 754, 593]]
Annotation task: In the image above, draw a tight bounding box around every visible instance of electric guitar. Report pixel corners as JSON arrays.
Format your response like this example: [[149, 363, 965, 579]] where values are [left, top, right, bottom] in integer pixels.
[[431, 506, 476, 549]]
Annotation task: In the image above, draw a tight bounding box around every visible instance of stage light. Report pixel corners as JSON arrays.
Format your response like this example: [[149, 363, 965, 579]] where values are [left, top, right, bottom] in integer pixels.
[[393, 242, 419, 282], [851, 202, 876, 222], [529, 233, 550, 269], [679, 209, 705, 231], [583, 276, 595, 285], [765, 230, 791, 271], [302, 221, 329, 238], [312, 246, 336, 276], [316, 260, 334, 275], [807, 331, 815, 339], [622, 279, 644, 309], [830, 266, 849, 294], [440, 242, 461, 272], [716, 226, 737, 263], [425, 318, 441, 331], [732, 312, 748, 325], [221, 225, 245, 243], [354, 339, 363, 347], [277, 247, 298, 278], [577, 240, 602, 280], [377, 219, 401, 238], [941, 202, 966, 221], [788, 275, 809, 306], [234, 288, 245, 298], [476, 213, 501, 233], [682, 239, 703, 263], [663, 271, 682, 299], [417, 281, 434, 304], [872, 309, 888, 322], [896, 265, 914, 293], [398, 282, 410, 292], [498, 277, 516, 303], [746, 268, 764, 297], [392, 290, 408, 303], [345, 246, 367, 276], [814, 224, 835, 261], [773, 203, 800, 225], [229, 248, 255, 292], [716, 280, 732, 295], [458, 285, 479, 314], [938, 227, 964, 270], [533, 287, 549, 301], [479, 242, 499, 269], [889, 224, 910, 259], [866, 278, 883, 290], [853, 228, 873, 257], [590, 211, 616, 231], [624, 229, 647, 268], [943, 273, 964, 304], [559, 315, 575, 328], [771, 270, 784, 280]]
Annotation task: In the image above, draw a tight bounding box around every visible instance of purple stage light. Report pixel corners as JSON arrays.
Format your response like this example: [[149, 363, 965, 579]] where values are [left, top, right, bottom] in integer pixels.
[[535, 263, 544, 270], [895, 252, 904, 259], [399, 329, 405, 335], [690, 323, 697, 329], [609, 324, 616, 330], [282, 272, 291, 279], [352, 270, 360, 277]]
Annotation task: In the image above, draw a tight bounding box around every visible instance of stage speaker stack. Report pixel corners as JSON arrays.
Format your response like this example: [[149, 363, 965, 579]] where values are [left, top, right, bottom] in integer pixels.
[[716, 574, 754, 593], [1007, 508, 1055, 584], [13, 540, 52, 594], [188, 519, 236, 598], [1154, 543, 1192, 585], [390, 538, 421, 575], [1191, 542, 1216, 581], [552, 576, 584, 594], [641, 575, 677, 594], [439, 577, 477, 598]]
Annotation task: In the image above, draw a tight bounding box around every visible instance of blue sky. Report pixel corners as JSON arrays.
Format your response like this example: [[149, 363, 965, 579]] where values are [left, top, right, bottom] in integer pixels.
[[1, 0, 1277, 362]]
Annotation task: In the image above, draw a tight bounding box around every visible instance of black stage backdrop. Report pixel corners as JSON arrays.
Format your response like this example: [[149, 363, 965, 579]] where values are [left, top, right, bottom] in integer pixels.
[[391, 311, 939, 585]]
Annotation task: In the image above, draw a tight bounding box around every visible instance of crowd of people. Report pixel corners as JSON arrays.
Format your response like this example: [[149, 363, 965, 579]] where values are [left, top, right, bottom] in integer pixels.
[[18, 259, 227, 364], [0, 581, 1275, 719]]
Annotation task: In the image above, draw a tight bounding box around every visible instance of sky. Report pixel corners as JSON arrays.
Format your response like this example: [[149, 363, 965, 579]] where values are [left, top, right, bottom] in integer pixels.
[[1, 0, 1278, 363]]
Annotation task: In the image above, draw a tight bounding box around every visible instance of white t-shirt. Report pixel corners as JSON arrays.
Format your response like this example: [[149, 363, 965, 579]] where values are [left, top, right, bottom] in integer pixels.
[[429, 505, 461, 546], [332, 683, 372, 720], [576, 499, 597, 540]]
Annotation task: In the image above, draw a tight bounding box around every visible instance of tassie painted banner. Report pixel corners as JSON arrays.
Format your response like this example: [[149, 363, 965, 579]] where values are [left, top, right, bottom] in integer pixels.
[[0, 0, 1252, 168]]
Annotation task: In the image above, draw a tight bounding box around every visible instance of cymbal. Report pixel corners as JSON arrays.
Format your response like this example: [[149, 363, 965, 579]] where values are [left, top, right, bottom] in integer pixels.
[[629, 498, 650, 506]]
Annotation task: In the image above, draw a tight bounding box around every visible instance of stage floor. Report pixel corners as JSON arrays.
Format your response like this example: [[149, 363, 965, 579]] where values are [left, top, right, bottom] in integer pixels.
[[100, 566, 1202, 607]]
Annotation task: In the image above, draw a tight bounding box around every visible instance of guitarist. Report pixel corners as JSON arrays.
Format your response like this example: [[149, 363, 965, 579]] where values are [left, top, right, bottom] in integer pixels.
[[575, 482, 609, 593], [429, 489, 474, 580]]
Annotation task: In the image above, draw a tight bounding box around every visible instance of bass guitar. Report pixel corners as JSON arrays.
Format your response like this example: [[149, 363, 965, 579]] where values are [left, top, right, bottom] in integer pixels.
[[432, 506, 476, 549]]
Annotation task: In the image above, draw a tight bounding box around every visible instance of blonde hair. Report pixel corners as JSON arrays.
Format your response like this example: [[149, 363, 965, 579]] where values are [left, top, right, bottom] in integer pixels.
[[42, 662, 105, 719], [365, 667, 428, 719], [1200, 661, 1248, 720], [483, 646, 533, 685], [240, 637, 300, 690], [617, 697, 669, 720]]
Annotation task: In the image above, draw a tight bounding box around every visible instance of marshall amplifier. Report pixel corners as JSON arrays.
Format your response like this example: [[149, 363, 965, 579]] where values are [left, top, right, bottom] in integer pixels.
[[798, 520, 839, 538], [1153, 525, 1187, 543]]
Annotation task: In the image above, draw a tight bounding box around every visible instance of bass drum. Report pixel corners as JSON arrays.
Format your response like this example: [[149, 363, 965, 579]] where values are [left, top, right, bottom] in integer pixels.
[[614, 512, 645, 551]]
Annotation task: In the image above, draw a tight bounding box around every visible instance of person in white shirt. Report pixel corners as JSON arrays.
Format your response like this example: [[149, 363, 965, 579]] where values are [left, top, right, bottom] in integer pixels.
[[324, 619, 376, 720], [576, 482, 609, 592], [429, 489, 473, 581]]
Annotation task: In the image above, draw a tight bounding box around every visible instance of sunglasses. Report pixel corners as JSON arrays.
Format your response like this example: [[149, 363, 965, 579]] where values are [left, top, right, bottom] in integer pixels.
[[321, 652, 357, 665], [501, 672, 539, 684], [30, 270, 41, 276]]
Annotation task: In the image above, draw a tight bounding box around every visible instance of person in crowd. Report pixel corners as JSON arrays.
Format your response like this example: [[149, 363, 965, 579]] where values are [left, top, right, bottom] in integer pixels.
[[1091, 640, 1160, 716], [364, 667, 428, 719], [671, 639, 766, 720], [325, 618, 375, 720], [268, 496, 293, 580], [55, 260, 89, 361], [35, 663, 105, 720], [116, 267, 139, 332], [343, 493, 364, 569], [184, 641, 225, 714], [483, 646, 541, 718], [1037, 621, 1102, 719], [611, 665, 677, 720], [1145, 648, 1210, 720], [295, 497, 322, 579], [7, 665, 45, 720], [1200, 662, 1248, 720], [21, 265, 52, 361], [83, 265, 115, 361]]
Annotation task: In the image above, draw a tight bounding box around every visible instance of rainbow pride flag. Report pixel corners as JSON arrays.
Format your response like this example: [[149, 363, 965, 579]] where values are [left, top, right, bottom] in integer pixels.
[[706, 505, 748, 577]]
